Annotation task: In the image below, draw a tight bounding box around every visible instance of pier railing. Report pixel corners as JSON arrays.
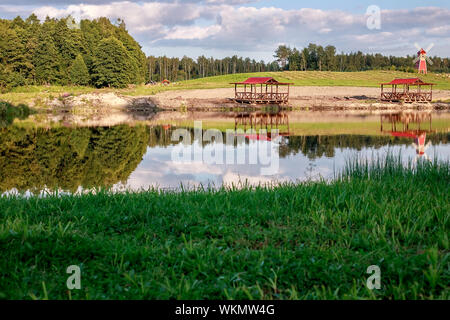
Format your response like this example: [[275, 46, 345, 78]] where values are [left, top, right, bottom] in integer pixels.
[[381, 92, 432, 103], [235, 92, 289, 103]]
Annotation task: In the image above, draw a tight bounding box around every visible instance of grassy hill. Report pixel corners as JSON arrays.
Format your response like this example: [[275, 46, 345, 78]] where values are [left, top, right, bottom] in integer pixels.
[[183, 70, 450, 88], [1, 70, 449, 106], [127, 70, 450, 96]]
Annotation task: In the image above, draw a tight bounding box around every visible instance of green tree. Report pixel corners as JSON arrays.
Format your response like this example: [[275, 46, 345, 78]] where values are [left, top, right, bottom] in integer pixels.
[[33, 27, 63, 84], [53, 18, 86, 83], [113, 19, 147, 84], [70, 54, 90, 85], [288, 48, 301, 71], [324, 45, 337, 71], [274, 45, 292, 70], [0, 19, 26, 87], [91, 37, 133, 88]]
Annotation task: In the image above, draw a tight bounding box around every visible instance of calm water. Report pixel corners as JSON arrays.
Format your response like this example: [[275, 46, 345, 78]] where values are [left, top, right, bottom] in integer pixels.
[[1, 110, 449, 194]]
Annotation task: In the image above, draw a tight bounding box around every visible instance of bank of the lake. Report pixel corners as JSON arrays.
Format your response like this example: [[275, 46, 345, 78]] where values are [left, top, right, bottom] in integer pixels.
[[0, 158, 448, 300], [1, 71, 450, 111]]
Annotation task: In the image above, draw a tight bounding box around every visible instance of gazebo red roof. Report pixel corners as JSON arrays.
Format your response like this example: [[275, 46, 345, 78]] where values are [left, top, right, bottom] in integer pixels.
[[390, 132, 419, 138], [381, 78, 434, 86], [244, 77, 274, 84], [231, 77, 293, 85]]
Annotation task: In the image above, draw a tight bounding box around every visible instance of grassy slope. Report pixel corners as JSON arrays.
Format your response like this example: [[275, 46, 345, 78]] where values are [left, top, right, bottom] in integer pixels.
[[1, 71, 449, 106], [0, 159, 448, 300], [163, 70, 450, 90], [127, 70, 450, 96]]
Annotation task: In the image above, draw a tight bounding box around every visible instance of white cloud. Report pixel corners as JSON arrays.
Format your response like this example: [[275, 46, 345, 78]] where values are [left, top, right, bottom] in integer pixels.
[[426, 25, 450, 36], [164, 25, 222, 40], [3, 2, 446, 59]]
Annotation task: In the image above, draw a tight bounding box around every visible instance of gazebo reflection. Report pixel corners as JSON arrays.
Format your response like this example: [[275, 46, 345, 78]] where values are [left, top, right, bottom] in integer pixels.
[[235, 112, 289, 133], [234, 111, 290, 142], [380, 112, 434, 160]]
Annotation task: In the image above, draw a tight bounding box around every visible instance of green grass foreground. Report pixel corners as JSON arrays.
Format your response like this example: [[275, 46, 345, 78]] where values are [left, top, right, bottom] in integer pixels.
[[0, 158, 448, 300]]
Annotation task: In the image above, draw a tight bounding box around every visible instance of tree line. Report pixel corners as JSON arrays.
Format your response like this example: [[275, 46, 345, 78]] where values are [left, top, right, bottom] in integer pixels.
[[148, 44, 450, 82], [0, 15, 148, 91], [146, 55, 281, 82], [1, 15, 449, 91], [274, 44, 450, 73]]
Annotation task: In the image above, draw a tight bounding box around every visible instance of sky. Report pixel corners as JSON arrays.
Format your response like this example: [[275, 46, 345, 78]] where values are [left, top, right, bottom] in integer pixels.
[[0, 0, 449, 62]]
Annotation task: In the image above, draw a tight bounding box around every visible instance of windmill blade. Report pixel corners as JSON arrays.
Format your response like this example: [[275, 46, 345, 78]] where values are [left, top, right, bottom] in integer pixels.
[[413, 56, 420, 63], [425, 43, 434, 53], [414, 42, 422, 51], [426, 56, 434, 65]]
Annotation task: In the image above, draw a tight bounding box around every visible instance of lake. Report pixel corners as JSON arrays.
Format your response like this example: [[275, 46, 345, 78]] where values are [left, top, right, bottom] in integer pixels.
[[1, 109, 449, 194]]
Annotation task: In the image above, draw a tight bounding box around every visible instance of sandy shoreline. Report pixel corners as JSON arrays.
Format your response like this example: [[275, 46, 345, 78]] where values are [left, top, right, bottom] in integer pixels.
[[151, 86, 450, 110], [38, 87, 450, 127], [48, 86, 450, 112]]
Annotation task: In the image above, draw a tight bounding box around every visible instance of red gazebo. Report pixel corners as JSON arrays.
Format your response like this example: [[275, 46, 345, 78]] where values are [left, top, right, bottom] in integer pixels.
[[230, 77, 293, 104], [380, 78, 434, 103]]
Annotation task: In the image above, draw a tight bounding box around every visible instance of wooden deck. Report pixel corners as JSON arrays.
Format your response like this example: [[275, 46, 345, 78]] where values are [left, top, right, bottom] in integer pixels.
[[234, 92, 289, 104], [381, 92, 432, 103]]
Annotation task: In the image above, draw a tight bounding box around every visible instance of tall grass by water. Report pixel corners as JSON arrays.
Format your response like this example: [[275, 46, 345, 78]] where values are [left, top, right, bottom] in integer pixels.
[[0, 156, 448, 299]]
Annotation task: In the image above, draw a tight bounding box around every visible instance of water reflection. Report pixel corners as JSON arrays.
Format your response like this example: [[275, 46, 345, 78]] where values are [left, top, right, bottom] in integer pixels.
[[0, 125, 149, 193], [0, 111, 449, 193], [381, 112, 434, 159], [0, 102, 33, 128], [234, 111, 290, 134]]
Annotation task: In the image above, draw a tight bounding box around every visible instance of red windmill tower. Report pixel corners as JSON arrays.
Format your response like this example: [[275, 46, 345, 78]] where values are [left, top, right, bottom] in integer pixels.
[[414, 43, 434, 74]]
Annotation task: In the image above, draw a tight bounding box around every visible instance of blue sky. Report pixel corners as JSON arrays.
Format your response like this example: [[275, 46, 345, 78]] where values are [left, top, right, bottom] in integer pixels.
[[1, 0, 449, 61]]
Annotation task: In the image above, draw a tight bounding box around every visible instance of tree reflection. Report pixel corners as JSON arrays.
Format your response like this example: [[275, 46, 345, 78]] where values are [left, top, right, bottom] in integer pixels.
[[0, 125, 149, 193], [0, 102, 33, 128], [280, 133, 448, 160], [1, 120, 448, 193]]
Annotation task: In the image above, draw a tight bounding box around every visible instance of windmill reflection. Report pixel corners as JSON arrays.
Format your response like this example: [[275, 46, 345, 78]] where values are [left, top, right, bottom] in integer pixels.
[[380, 112, 434, 160]]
